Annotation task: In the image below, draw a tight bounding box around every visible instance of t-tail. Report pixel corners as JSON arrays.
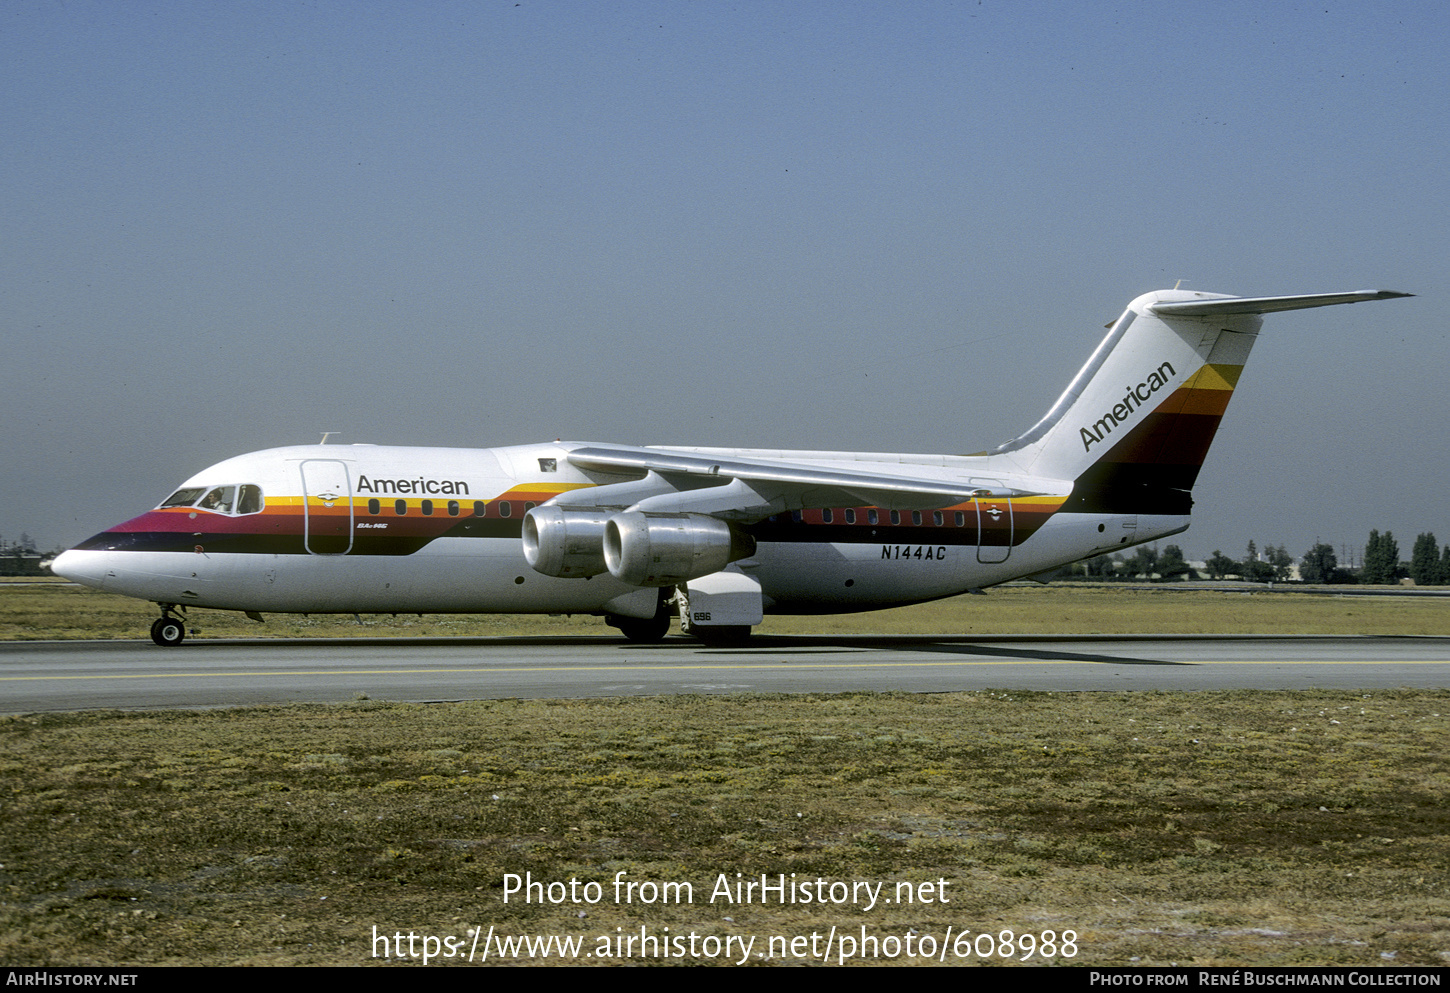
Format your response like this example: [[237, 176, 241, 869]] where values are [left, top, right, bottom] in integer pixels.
[[989, 289, 1412, 515]]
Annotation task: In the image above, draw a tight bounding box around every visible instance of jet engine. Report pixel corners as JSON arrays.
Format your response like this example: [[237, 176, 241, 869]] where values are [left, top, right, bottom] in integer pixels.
[[603, 512, 756, 587], [521, 506, 611, 578]]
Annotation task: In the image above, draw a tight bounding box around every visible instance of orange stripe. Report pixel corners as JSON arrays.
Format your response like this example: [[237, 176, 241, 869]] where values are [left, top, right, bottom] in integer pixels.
[[1172, 386, 1233, 417]]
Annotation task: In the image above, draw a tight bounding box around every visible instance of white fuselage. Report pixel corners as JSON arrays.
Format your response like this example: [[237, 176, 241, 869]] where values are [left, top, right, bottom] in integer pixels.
[[54, 441, 1179, 619]]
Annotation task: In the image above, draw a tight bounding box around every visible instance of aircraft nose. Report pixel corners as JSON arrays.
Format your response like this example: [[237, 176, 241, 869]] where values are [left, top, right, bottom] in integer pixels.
[[51, 549, 110, 590]]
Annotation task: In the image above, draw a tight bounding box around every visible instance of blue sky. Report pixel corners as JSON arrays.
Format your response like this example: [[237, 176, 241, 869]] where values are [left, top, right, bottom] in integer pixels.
[[4, 0, 1446, 566]]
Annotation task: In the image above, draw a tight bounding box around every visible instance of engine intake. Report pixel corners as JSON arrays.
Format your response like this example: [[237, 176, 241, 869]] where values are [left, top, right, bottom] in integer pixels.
[[522, 506, 610, 578], [604, 512, 756, 587]]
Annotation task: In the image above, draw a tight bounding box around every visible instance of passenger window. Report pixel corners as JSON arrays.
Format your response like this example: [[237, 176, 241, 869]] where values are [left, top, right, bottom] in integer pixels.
[[955, 511, 965, 527], [933, 511, 944, 527], [911, 511, 922, 526], [822, 508, 833, 524], [421, 500, 434, 516], [368, 499, 381, 516], [845, 508, 856, 525], [395, 500, 407, 516], [889, 510, 901, 525], [499, 501, 512, 518], [448, 501, 460, 517], [867, 509, 879, 525]]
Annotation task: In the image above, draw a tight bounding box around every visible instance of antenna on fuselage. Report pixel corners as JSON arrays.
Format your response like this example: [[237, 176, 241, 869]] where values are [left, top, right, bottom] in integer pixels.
[[319, 432, 340, 445]]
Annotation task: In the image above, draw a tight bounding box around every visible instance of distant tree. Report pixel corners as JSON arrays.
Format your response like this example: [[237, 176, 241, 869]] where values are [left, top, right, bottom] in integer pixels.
[[1242, 540, 1276, 582], [1099, 553, 1129, 580], [1300, 542, 1338, 584], [1125, 544, 1159, 580], [1441, 545, 1450, 586], [1159, 544, 1191, 581], [1266, 544, 1294, 582], [1410, 533, 1441, 586], [1360, 530, 1401, 585], [1205, 549, 1238, 580], [1361, 531, 1382, 583]]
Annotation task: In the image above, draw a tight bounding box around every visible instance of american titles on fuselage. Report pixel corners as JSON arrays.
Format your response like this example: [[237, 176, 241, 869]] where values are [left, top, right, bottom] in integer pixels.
[[355, 475, 471, 496]]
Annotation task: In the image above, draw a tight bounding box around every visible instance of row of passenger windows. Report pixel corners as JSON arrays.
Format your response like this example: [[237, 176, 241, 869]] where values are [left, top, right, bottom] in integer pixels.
[[356, 501, 985, 524], [365, 498, 536, 518], [772, 509, 978, 527]]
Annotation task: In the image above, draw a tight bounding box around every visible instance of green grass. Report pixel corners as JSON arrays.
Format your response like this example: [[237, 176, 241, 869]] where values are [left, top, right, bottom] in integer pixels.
[[1, 691, 1447, 966], [3, 582, 1447, 966]]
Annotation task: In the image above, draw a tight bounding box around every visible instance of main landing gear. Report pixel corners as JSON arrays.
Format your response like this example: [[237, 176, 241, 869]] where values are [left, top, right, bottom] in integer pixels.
[[605, 586, 757, 645], [605, 588, 674, 643], [609, 611, 672, 643], [150, 607, 186, 647]]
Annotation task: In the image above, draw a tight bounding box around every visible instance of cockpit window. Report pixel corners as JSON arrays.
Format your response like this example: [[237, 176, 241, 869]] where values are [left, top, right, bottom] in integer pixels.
[[237, 485, 263, 515], [158, 484, 265, 516], [199, 486, 235, 513], [160, 487, 206, 509]]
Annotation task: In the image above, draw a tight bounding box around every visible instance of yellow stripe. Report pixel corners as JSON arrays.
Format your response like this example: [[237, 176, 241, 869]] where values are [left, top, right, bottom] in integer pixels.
[[1180, 363, 1243, 391], [500, 482, 594, 497]]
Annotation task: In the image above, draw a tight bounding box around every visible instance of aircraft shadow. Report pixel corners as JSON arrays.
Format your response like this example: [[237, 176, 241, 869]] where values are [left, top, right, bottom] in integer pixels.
[[132, 631, 1188, 664], [681, 634, 1189, 666]]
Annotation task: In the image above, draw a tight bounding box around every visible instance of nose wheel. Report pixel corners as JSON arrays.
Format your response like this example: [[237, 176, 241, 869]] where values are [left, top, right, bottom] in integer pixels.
[[150, 614, 186, 647]]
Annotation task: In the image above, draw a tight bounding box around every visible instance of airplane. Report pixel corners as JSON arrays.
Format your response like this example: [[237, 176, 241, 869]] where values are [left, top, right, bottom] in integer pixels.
[[52, 287, 1411, 647]]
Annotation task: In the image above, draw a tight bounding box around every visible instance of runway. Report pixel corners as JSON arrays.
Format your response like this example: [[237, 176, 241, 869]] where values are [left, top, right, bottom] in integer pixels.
[[2, 634, 1448, 712]]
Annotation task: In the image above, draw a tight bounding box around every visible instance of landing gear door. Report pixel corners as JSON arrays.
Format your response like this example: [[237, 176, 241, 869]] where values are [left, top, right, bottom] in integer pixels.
[[973, 479, 1014, 564], [300, 460, 354, 555]]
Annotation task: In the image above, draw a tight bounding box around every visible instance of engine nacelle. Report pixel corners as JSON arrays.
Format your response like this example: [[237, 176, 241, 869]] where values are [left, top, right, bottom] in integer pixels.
[[522, 506, 611, 578], [604, 512, 756, 587]]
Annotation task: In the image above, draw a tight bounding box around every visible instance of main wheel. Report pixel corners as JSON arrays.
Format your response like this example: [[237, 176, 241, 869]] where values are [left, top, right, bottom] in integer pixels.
[[150, 616, 186, 647], [612, 612, 671, 643], [690, 625, 751, 646]]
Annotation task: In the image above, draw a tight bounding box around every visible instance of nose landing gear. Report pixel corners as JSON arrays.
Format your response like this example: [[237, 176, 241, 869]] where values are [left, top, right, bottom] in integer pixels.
[[150, 607, 187, 647]]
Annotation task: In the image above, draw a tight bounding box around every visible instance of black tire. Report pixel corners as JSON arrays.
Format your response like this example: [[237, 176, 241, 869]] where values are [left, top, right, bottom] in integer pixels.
[[150, 616, 185, 647], [690, 625, 751, 646], [614, 612, 671, 643]]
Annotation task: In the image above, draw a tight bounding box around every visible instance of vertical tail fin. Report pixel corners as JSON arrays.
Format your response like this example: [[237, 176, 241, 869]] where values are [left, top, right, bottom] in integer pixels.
[[993, 289, 1411, 513]]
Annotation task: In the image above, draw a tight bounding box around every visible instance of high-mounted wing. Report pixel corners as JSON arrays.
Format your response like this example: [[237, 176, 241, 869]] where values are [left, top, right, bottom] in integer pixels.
[[519, 443, 1061, 587], [564, 444, 1047, 517]]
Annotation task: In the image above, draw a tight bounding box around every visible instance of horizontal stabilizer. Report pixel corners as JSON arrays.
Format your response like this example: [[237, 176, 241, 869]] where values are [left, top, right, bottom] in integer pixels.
[[1151, 290, 1412, 317]]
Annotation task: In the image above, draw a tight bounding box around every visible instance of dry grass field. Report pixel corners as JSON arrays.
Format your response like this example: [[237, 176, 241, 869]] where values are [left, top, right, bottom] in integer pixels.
[[3, 578, 1449, 641], [1, 581, 1447, 967]]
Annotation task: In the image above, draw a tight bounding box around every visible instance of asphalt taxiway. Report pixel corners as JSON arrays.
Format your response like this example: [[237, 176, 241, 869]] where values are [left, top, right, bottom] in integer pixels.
[[2, 634, 1448, 712]]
